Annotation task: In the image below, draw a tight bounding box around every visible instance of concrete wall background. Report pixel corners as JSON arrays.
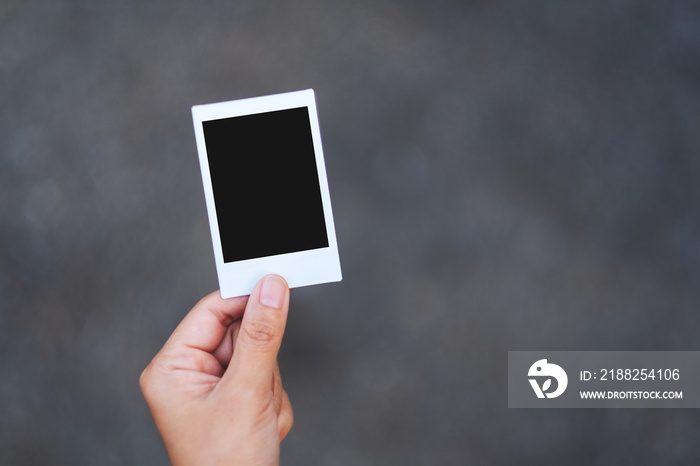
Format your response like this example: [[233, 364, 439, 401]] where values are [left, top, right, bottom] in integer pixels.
[[2, 1, 700, 464]]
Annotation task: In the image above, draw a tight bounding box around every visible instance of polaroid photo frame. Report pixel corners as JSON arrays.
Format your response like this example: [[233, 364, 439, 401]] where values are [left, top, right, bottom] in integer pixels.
[[192, 89, 342, 298]]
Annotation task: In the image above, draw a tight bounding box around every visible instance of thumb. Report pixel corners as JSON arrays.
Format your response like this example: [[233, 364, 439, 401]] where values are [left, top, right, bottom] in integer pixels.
[[223, 275, 289, 393]]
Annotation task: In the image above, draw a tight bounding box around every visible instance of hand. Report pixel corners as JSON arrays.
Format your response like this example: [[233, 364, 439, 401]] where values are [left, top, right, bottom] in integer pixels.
[[140, 275, 294, 466]]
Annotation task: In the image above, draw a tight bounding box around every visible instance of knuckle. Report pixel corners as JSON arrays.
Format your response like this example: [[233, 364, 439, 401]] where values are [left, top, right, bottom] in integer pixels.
[[280, 412, 294, 440], [139, 366, 152, 396], [243, 317, 280, 345]]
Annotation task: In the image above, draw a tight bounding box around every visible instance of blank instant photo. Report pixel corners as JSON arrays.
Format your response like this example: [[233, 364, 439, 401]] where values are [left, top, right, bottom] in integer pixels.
[[192, 89, 342, 298]]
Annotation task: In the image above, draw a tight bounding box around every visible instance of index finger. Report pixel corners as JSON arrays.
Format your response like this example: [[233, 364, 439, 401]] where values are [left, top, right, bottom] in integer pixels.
[[164, 290, 249, 354]]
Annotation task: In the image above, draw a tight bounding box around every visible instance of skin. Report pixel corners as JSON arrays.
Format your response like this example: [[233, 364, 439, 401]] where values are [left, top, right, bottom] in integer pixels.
[[140, 275, 294, 466]]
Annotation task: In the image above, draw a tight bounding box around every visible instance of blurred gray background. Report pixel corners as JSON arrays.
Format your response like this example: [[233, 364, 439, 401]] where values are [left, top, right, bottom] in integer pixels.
[[2, 0, 700, 464]]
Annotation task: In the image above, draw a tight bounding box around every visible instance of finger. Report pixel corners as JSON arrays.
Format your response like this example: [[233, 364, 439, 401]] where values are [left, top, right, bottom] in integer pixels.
[[165, 290, 248, 354], [153, 292, 247, 378], [278, 389, 294, 441], [222, 275, 289, 393], [211, 320, 242, 369]]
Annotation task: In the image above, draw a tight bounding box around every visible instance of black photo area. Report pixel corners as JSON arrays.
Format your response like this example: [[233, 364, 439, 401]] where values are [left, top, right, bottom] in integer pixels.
[[203, 107, 329, 263]]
